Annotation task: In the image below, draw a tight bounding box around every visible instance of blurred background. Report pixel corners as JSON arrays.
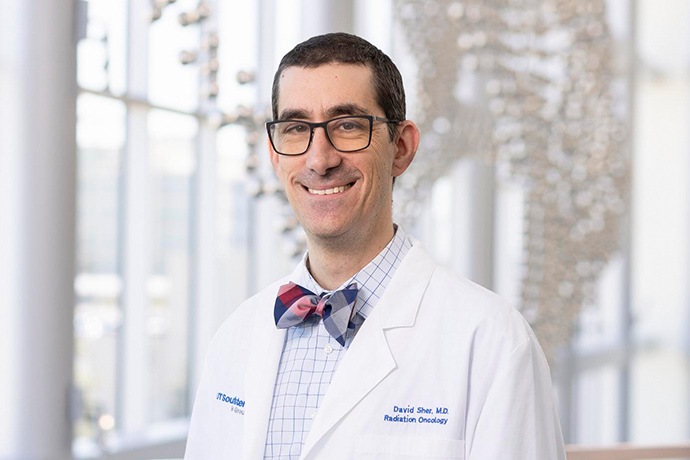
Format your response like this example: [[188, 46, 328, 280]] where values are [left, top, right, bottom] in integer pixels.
[[1, 0, 689, 459]]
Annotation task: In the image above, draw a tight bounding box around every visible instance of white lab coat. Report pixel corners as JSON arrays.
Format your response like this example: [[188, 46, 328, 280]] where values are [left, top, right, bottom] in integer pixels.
[[184, 243, 567, 460]]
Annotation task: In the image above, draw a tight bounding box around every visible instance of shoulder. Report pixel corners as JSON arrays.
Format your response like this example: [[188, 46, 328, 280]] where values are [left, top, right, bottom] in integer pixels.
[[412, 246, 535, 354], [420, 260, 551, 380], [429, 265, 518, 320]]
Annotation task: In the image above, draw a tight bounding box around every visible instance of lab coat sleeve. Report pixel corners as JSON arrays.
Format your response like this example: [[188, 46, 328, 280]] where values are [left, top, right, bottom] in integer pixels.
[[466, 334, 567, 460]]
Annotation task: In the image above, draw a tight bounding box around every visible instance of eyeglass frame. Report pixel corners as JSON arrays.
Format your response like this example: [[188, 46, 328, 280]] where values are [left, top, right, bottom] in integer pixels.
[[265, 115, 401, 156]]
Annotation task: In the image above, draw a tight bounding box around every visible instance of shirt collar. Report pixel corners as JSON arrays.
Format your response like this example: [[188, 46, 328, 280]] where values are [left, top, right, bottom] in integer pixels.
[[294, 224, 413, 320]]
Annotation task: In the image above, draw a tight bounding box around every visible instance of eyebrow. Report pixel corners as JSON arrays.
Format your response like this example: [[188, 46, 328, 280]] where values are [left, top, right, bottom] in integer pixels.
[[325, 103, 369, 118], [278, 108, 310, 120], [278, 103, 370, 121]]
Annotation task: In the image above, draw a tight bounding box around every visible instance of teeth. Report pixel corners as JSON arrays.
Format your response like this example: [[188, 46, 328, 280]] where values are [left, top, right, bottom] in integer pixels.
[[308, 184, 351, 195]]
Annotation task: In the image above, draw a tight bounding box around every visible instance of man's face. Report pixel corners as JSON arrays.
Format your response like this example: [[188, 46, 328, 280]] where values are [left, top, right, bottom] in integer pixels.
[[269, 63, 399, 243]]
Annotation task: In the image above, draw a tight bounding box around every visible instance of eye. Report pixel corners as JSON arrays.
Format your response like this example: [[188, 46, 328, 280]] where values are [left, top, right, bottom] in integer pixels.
[[332, 118, 367, 132], [282, 122, 309, 135]]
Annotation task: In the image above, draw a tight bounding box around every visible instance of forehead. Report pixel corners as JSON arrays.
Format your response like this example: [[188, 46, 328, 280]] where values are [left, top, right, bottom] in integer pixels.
[[276, 63, 379, 118]]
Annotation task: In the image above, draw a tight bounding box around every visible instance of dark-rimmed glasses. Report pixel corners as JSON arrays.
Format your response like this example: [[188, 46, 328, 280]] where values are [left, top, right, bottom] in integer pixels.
[[266, 115, 400, 156]]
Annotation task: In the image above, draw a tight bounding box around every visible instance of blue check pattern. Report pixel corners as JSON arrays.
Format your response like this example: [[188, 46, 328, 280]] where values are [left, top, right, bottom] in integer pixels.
[[263, 225, 413, 460]]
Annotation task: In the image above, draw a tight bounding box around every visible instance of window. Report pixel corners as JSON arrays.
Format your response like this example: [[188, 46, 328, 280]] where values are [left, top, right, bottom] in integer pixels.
[[73, 0, 269, 454]]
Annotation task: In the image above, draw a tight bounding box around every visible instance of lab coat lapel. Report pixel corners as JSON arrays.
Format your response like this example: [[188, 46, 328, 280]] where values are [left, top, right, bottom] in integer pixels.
[[299, 307, 394, 459], [241, 272, 295, 459], [299, 245, 436, 459]]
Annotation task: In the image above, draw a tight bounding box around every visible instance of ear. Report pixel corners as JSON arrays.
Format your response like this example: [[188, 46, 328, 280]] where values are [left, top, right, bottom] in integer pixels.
[[391, 120, 420, 177]]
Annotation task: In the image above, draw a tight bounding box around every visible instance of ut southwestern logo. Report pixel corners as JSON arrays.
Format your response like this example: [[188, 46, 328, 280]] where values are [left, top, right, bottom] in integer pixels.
[[216, 392, 245, 415]]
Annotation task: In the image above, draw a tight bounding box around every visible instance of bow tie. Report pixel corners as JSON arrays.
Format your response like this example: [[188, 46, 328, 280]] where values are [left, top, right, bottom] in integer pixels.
[[274, 282, 358, 347]]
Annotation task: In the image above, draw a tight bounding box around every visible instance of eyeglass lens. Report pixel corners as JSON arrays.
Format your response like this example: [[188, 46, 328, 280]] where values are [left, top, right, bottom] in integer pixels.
[[269, 116, 371, 155]]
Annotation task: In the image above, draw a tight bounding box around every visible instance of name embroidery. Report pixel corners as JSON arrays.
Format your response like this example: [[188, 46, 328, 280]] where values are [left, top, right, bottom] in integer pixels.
[[216, 392, 245, 415], [383, 405, 449, 425]]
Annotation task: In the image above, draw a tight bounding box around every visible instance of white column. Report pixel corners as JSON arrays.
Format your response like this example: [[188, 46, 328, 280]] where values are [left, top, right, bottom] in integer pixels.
[[0, 0, 77, 458], [189, 0, 219, 408], [118, 0, 151, 434], [468, 159, 496, 290]]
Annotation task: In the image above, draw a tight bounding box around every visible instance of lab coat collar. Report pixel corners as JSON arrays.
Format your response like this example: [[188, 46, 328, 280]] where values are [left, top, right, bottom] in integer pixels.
[[299, 242, 436, 459], [377, 240, 434, 330]]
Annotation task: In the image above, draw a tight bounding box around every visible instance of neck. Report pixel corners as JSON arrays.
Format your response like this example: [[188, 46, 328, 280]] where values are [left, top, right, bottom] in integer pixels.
[[306, 222, 395, 291]]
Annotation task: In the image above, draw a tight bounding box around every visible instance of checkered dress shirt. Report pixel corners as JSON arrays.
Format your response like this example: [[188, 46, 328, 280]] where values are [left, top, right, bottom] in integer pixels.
[[263, 225, 413, 459]]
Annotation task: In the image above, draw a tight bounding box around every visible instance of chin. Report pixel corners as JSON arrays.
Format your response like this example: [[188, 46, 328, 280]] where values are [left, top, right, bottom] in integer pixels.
[[301, 218, 355, 242], [304, 224, 350, 240]]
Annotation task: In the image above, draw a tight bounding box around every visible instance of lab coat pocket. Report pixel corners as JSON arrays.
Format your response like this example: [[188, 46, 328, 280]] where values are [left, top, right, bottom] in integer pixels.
[[354, 435, 465, 459]]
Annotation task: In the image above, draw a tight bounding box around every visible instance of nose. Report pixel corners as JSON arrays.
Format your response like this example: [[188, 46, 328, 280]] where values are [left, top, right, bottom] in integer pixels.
[[305, 126, 342, 176]]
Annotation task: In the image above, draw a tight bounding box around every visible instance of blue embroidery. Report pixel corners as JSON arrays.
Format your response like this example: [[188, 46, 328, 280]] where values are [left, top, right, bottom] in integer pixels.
[[384, 404, 449, 425], [216, 392, 245, 410]]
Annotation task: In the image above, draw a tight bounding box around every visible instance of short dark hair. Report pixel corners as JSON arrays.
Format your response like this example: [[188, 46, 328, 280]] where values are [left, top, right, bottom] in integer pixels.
[[271, 32, 406, 140]]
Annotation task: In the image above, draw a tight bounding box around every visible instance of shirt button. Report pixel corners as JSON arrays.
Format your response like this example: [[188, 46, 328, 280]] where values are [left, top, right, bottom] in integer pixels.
[[324, 344, 333, 354], [310, 411, 317, 420]]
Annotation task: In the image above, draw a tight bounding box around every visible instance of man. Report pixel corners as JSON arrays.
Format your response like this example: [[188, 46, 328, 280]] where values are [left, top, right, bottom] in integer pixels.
[[185, 33, 566, 460]]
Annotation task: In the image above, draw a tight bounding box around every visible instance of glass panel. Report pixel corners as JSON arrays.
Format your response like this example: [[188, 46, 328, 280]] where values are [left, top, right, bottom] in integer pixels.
[[213, 0, 259, 322], [574, 256, 625, 349], [73, 93, 126, 442], [147, 109, 197, 422], [77, 0, 128, 94], [493, 179, 524, 308], [630, 0, 690, 444], [575, 365, 620, 444], [216, 0, 259, 113], [148, 0, 200, 112], [414, 159, 474, 281], [631, 349, 690, 444], [274, 0, 302, 70], [216, 124, 251, 316], [429, 175, 453, 266]]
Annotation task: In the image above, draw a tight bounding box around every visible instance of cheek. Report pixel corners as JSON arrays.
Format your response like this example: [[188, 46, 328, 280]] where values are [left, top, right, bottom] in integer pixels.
[[274, 158, 299, 185], [367, 140, 395, 183]]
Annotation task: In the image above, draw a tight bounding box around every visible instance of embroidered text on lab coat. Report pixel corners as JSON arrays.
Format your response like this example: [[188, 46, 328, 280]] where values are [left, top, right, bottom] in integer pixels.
[[383, 405, 449, 425]]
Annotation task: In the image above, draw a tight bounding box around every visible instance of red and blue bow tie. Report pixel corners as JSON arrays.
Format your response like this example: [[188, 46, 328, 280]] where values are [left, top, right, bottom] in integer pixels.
[[274, 282, 358, 347]]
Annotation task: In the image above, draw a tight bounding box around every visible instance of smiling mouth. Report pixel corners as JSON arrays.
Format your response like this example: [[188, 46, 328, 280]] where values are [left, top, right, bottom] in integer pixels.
[[305, 182, 354, 196]]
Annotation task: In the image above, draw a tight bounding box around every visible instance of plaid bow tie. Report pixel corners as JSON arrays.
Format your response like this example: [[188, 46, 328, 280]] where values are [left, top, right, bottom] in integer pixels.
[[274, 282, 358, 347]]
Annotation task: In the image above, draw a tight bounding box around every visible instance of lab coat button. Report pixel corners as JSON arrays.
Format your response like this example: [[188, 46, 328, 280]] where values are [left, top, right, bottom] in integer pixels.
[[324, 344, 333, 354]]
